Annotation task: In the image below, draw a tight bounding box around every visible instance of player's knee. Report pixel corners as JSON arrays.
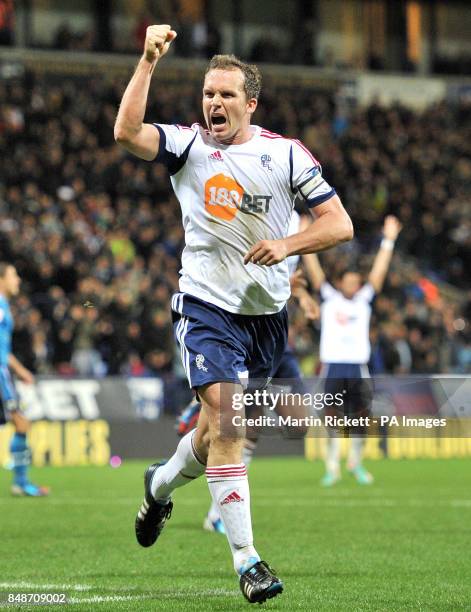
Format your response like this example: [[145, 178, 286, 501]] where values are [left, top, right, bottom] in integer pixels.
[[20, 420, 30, 433], [12, 412, 30, 433]]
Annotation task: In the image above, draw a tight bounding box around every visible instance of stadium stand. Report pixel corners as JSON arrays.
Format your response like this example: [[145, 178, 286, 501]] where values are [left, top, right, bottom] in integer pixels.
[[0, 62, 469, 379]]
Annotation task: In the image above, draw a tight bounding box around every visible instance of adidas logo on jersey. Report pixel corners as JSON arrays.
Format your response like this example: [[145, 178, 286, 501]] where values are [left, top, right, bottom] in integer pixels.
[[208, 150, 223, 161], [221, 491, 244, 505]]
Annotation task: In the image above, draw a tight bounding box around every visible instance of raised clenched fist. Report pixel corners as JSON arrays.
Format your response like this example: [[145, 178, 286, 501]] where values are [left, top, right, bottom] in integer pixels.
[[144, 25, 177, 63], [383, 215, 402, 241]]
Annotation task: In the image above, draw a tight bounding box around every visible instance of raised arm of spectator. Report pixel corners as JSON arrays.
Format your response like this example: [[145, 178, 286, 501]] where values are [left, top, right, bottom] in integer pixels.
[[301, 252, 326, 292], [296, 214, 326, 292], [368, 215, 402, 293], [114, 24, 177, 160], [289, 269, 320, 320]]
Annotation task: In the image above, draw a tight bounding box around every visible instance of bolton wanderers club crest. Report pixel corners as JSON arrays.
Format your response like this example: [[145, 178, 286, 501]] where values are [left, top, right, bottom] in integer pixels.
[[261, 154, 272, 171]]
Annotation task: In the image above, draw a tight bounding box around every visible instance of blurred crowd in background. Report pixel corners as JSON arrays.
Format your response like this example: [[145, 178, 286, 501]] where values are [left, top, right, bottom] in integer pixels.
[[0, 68, 470, 379], [51, 8, 222, 63], [2, 0, 471, 75]]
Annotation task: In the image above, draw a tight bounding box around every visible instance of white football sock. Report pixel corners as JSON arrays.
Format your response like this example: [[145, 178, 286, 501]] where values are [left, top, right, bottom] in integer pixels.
[[151, 429, 205, 501], [325, 435, 341, 476], [347, 436, 365, 470], [207, 439, 257, 521], [206, 464, 260, 574]]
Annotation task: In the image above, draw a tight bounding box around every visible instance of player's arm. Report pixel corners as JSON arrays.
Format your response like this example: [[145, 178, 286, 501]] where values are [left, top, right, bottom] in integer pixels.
[[301, 252, 325, 292], [244, 194, 353, 266], [291, 286, 320, 321], [114, 25, 177, 161], [297, 214, 325, 291], [8, 353, 34, 384], [284, 195, 352, 255], [368, 215, 402, 293], [289, 269, 319, 320]]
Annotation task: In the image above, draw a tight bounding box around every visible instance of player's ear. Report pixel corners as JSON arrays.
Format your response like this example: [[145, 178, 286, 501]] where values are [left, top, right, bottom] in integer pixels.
[[247, 97, 258, 115]]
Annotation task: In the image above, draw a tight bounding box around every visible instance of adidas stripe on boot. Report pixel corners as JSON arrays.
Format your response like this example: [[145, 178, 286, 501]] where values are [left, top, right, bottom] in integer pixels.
[[135, 463, 173, 547]]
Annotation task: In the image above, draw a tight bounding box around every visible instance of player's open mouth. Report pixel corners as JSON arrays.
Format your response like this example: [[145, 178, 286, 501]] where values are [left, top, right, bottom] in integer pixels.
[[211, 115, 227, 128]]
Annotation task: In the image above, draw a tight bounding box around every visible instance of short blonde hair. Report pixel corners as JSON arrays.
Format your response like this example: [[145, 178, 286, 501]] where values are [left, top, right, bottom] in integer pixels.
[[205, 54, 262, 100]]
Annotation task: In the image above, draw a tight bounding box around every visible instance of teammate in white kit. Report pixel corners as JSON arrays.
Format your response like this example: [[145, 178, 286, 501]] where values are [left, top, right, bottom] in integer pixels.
[[303, 215, 402, 486], [114, 24, 353, 604]]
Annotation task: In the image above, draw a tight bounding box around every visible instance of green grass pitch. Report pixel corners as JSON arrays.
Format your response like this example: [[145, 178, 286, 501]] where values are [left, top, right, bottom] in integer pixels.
[[1, 457, 470, 611]]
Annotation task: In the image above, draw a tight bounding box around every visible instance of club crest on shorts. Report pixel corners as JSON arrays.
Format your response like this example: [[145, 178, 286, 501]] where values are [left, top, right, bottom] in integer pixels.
[[260, 154, 272, 171], [195, 354, 208, 372]]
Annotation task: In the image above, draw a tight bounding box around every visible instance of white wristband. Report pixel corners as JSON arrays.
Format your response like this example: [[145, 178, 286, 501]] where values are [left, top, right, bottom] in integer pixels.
[[381, 238, 395, 251]]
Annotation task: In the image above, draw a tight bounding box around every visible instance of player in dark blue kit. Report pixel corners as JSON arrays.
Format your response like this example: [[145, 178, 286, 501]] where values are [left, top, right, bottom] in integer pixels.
[[0, 263, 49, 497]]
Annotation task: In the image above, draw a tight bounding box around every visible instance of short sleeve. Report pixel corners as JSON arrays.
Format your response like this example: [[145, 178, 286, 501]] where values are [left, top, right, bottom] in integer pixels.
[[153, 124, 198, 175], [356, 283, 375, 303], [290, 139, 336, 208], [320, 282, 338, 301]]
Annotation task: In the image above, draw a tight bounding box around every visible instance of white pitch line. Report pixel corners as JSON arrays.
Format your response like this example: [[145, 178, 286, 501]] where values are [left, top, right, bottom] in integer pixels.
[[68, 595, 153, 605], [0, 581, 92, 591], [68, 590, 238, 604], [0, 583, 238, 602]]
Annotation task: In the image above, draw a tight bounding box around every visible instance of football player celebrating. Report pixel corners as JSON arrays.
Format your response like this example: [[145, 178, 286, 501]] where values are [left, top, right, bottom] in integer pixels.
[[303, 215, 402, 485], [115, 24, 352, 604], [177, 211, 319, 535]]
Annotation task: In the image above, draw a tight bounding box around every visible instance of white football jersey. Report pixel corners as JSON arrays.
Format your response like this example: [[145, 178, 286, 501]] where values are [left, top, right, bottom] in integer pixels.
[[320, 282, 375, 364], [154, 123, 335, 315]]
